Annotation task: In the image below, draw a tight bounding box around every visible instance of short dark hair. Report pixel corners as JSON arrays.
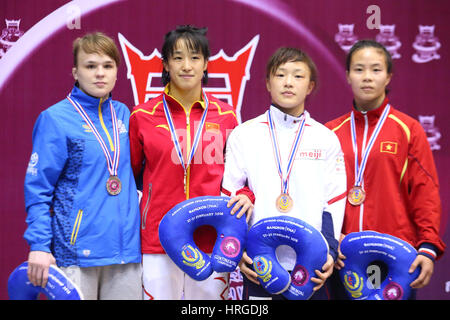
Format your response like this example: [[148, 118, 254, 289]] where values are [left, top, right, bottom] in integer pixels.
[[346, 39, 393, 74], [266, 47, 318, 93], [161, 25, 210, 86]]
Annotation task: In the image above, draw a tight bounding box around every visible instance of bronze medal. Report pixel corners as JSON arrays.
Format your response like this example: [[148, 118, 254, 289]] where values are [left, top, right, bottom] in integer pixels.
[[68, 96, 122, 197], [348, 186, 365, 206], [106, 175, 122, 196]]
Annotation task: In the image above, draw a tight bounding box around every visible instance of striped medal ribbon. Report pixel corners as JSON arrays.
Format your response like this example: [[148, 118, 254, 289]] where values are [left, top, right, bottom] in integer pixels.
[[162, 90, 209, 194], [67, 94, 121, 195], [348, 104, 391, 205], [267, 107, 307, 212]]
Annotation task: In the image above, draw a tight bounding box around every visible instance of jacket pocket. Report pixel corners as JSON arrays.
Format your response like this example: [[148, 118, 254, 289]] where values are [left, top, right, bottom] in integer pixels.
[[141, 184, 152, 230], [70, 209, 83, 245]]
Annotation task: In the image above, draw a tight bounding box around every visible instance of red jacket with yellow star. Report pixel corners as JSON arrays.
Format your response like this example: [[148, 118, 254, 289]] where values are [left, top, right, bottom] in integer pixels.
[[129, 89, 240, 254], [325, 98, 445, 259]]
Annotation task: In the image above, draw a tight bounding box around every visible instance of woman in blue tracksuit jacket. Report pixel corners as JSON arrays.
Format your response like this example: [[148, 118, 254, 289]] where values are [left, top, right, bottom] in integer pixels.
[[23, 32, 141, 299]]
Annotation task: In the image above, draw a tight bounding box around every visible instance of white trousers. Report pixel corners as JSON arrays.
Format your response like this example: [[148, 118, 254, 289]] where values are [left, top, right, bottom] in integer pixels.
[[60, 263, 142, 300], [142, 254, 229, 300]]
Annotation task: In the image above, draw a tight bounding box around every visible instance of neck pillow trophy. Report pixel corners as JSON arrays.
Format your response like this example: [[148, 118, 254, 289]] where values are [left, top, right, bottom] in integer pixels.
[[8, 262, 84, 300], [247, 216, 328, 300], [159, 196, 247, 280], [340, 231, 420, 300]]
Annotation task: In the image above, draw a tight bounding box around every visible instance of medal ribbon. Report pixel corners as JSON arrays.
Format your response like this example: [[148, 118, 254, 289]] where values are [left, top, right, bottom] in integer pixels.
[[350, 104, 390, 187], [67, 95, 120, 176], [267, 106, 306, 195], [162, 90, 209, 176]]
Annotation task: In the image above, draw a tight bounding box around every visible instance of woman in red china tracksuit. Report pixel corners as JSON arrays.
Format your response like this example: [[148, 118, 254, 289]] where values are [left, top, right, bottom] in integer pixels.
[[129, 25, 253, 300]]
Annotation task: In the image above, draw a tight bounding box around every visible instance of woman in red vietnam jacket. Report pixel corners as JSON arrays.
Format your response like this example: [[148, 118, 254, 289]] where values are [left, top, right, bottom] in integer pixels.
[[325, 40, 445, 298]]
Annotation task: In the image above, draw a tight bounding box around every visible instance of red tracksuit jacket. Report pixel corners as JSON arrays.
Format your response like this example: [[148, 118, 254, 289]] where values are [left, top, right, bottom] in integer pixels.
[[325, 98, 445, 259], [129, 89, 239, 254]]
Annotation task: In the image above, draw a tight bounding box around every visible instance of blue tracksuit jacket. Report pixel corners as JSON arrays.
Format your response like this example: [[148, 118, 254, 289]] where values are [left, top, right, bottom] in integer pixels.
[[24, 85, 141, 267]]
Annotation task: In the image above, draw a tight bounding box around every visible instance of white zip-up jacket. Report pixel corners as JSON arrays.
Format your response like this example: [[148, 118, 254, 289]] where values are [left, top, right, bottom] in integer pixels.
[[222, 106, 347, 267]]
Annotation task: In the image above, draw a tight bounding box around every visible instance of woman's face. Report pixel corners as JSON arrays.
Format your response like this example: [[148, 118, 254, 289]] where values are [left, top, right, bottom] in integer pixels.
[[72, 49, 118, 100], [163, 39, 208, 96], [346, 47, 392, 111], [266, 61, 314, 117]]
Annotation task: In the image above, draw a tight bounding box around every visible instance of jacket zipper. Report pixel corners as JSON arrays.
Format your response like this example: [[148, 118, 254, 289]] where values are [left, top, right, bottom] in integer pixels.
[[98, 97, 115, 151], [141, 183, 152, 229], [185, 109, 192, 199]]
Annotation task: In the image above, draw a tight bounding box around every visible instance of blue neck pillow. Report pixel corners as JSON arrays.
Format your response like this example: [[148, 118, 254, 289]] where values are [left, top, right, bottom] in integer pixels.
[[8, 262, 83, 300], [246, 216, 329, 300], [339, 231, 420, 300], [159, 196, 247, 281]]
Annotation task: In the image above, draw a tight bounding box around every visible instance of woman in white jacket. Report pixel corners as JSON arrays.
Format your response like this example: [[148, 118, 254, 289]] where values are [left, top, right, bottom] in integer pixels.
[[221, 47, 347, 300]]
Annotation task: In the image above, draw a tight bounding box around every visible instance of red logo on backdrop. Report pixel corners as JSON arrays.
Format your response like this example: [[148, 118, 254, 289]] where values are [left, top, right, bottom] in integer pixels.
[[118, 33, 259, 122]]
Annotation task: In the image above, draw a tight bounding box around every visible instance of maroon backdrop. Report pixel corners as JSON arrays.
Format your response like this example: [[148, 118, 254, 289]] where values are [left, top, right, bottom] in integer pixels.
[[0, 0, 448, 300]]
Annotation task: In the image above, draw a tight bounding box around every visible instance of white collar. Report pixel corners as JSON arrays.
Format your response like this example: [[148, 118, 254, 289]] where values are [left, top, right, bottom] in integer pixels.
[[269, 105, 309, 129]]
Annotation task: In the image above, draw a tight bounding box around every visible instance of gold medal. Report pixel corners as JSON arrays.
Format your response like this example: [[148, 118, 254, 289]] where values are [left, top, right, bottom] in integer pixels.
[[276, 193, 293, 212], [106, 175, 122, 196], [348, 186, 365, 206]]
